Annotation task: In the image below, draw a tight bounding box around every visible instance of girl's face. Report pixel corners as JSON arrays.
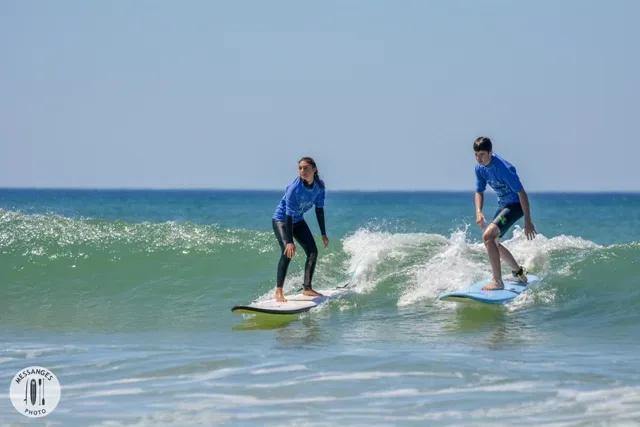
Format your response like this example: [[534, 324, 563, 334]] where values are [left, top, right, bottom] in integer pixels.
[[298, 161, 316, 183]]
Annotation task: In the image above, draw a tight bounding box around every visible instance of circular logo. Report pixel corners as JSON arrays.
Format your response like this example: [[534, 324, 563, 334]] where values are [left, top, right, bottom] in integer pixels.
[[9, 366, 61, 418]]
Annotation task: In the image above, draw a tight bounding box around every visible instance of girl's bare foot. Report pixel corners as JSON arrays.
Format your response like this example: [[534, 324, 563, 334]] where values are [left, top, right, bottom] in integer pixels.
[[302, 288, 324, 297], [275, 289, 287, 302]]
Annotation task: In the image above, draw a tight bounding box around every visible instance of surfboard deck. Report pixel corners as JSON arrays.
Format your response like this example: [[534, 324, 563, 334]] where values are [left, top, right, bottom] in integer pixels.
[[232, 287, 347, 315], [438, 274, 540, 304]]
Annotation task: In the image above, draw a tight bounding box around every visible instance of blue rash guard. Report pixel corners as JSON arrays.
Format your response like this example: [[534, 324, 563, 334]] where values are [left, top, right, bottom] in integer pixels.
[[273, 177, 325, 223], [475, 153, 524, 208]]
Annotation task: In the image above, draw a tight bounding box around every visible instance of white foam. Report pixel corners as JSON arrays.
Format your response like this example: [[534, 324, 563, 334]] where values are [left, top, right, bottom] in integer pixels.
[[177, 393, 336, 407], [342, 228, 448, 294], [243, 225, 605, 322], [503, 227, 601, 273], [0, 345, 89, 365], [507, 285, 557, 311], [63, 377, 157, 392], [194, 366, 251, 382], [343, 228, 447, 263], [55, 381, 640, 426], [252, 227, 446, 304], [83, 388, 145, 398], [361, 388, 422, 398], [398, 228, 486, 306], [250, 365, 308, 375], [246, 370, 451, 388], [393, 225, 604, 307], [558, 385, 640, 404]]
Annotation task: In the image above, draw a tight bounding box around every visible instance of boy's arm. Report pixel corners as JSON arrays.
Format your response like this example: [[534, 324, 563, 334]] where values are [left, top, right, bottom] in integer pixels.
[[475, 191, 484, 214], [475, 191, 486, 228], [518, 189, 532, 224], [475, 166, 488, 228], [518, 189, 537, 239]]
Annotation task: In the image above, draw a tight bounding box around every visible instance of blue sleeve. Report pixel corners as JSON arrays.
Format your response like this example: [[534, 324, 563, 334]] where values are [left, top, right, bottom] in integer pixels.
[[475, 166, 487, 193], [315, 188, 325, 208], [285, 185, 298, 217], [499, 162, 524, 193]]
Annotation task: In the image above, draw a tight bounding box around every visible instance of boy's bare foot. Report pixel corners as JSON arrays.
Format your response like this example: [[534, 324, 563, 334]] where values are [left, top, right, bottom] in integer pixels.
[[482, 280, 504, 291]]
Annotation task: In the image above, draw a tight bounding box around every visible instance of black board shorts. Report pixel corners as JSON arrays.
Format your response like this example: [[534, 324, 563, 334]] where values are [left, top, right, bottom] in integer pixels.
[[492, 202, 524, 238]]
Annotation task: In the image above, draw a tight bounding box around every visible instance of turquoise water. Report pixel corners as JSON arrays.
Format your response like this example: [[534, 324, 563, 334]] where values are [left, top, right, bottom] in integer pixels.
[[1, 189, 640, 426]]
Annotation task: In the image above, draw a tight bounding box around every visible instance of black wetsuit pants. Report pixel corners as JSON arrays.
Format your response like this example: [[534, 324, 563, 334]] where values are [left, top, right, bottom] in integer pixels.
[[272, 219, 318, 290]]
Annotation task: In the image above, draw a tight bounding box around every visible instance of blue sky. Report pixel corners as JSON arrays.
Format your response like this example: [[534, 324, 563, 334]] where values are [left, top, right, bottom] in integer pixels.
[[1, 0, 638, 191]]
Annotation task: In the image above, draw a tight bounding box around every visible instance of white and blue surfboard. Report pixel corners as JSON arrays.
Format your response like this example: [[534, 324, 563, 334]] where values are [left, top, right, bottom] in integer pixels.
[[232, 259, 364, 316], [231, 287, 347, 315], [439, 274, 540, 304]]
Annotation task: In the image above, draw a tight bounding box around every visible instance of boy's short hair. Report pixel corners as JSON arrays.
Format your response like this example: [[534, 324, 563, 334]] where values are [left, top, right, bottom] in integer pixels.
[[473, 137, 492, 152]]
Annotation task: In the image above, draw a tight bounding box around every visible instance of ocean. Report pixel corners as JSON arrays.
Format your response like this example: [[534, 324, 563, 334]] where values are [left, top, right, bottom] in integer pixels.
[[1, 189, 639, 426]]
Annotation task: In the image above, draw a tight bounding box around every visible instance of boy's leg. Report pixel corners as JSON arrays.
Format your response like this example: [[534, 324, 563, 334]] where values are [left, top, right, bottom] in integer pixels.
[[494, 203, 527, 282], [498, 240, 520, 271], [482, 224, 503, 290]]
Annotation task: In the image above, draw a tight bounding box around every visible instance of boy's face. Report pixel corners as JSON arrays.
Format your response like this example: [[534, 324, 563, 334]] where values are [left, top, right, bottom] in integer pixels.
[[474, 150, 492, 166]]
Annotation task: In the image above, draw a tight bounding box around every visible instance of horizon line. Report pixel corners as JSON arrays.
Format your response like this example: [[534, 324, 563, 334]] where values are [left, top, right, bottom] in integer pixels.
[[1, 187, 640, 195]]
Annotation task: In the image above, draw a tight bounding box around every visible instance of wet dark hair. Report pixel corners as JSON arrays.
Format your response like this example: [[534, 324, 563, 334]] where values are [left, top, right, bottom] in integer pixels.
[[473, 136, 493, 152], [299, 157, 325, 189]]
